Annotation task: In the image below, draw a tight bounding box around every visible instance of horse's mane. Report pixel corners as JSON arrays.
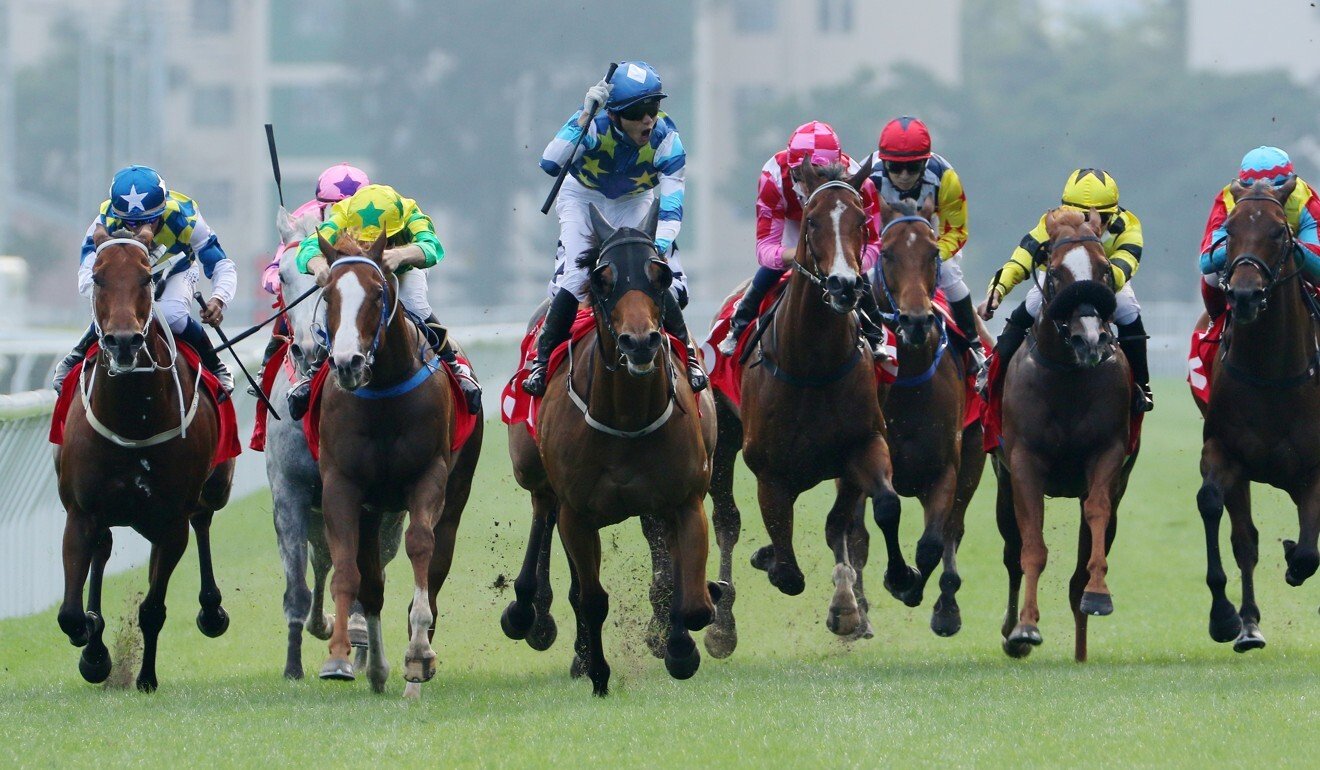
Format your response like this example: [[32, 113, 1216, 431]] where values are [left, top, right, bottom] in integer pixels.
[[1046, 207, 1096, 242], [812, 163, 848, 182]]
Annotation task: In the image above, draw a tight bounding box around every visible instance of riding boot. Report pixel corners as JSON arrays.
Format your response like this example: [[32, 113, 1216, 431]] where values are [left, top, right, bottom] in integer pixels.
[[522, 288, 580, 397], [433, 332, 482, 415], [856, 275, 890, 361], [661, 290, 709, 392], [250, 332, 288, 396], [948, 295, 987, 376], [1117, 317, 1154, 413], [984, 302, 1033, 397], [177, 318, 235, 399], [718, 266, 782, 356], [52, 323, 97, 394], [286, 360, 321, 421]]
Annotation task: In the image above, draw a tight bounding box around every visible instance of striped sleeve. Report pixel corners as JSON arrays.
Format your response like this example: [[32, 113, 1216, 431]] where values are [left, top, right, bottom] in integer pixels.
[[654, 128, 685, 253], [539, 112, 599, 177], [296, 200, 349, 274], [400, 197, 444, 268], [1108, 210, 1143, 289], [992, 215, 1049, 296]]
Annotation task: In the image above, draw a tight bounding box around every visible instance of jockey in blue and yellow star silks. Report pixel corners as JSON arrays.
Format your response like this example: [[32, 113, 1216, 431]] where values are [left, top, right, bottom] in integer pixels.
[[54, 165, 237, 394], [286, 183, 481, 417], [980, 168, 1153, 412], [523, 60, 706, 397], [1197, 146, 1320, 318]]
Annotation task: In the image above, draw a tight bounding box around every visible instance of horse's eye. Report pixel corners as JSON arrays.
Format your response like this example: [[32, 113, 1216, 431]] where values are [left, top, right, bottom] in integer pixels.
[[92, 275, 105, 287], [140, 276, 152, 287]]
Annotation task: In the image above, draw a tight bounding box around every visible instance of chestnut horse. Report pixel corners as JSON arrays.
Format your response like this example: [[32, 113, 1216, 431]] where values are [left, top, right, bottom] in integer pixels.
[[504, 202, 718, 697], [55, 224, 235, 692], [1196, 179, 1320, 652], [315, 231, 482, 698], [993, 208, 1138, 662], [868, 197, 986, 636], [708, 159, 900, 655]]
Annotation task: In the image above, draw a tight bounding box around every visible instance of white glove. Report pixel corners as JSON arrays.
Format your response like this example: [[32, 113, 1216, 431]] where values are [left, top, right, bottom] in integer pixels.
[[583, 79, 612, 117], [275, 206, 297, 244]]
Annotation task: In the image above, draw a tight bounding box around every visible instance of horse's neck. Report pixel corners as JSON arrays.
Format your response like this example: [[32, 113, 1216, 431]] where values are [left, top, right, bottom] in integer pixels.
[[578, 326, 672, 432], [370, 313, 423, 386], [774, 271, 858, 369], [90, 332, 180, 432], [1229, 283, 1315, 376]]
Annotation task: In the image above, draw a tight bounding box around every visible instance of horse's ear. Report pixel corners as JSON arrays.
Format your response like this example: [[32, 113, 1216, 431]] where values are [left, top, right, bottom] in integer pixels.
[[848, 155, 874, 191], [588, 204, 615, 244], [91, 223, 111, 249], [318, 233, 338, 263], [1276, 176, 1297, 203], [1044, 207, 1062, 238], [877, 196, 896, 227], [793, 159, 821, 191], [368, 229, 388, 263], [918, 194, 936, 222], [133, 220, 155, 247], [1229, 179, 1249, 199], [639, 198, 661, 240]]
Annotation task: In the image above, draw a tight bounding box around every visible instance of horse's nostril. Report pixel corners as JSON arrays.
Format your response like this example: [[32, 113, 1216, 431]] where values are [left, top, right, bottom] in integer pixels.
[[617, 333, 637, 352], [646, 331, 662, 350], [129, 333, 144, 349]]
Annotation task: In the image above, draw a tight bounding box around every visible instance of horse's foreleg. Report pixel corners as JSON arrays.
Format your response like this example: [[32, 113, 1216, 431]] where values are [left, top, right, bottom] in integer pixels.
[[425, 507, 464, 648], [528, 502, 559, 651], [136, 521, 189, 693], [992, 457, 1028, 656], [904, 466, 958, 611], [852, 435, 912, 604], [641, 513, 673, 659], [1198, 439, 1243, 644], [319, 473, 362, 680], [502, 489, 555, 646], [757, 478, 804, 596], [1069, 501, 1092, 663], [400, 463, 447, 698], [1285, 471, 1320, 588], [273, 483, 314, 678], [1078, 444, 1124, 617], [57, 509, 96, 648], [190, 508, 229, 639], [934, 430, 981, 638], [559, 506, 610, 696], [1007, 450, 1047, 652], [1228, 481, 1266, 652], [824, 481, 869, 639], [78, 529, 114, 684], [705, 404, 742, 659], [356, 511, 389, 693], [662, 497, 716, 682]]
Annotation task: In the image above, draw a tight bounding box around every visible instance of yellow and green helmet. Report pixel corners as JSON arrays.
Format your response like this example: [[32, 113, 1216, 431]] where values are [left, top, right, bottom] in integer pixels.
[[342, 184, 407, 242], [1060, 168, 1119, 213]]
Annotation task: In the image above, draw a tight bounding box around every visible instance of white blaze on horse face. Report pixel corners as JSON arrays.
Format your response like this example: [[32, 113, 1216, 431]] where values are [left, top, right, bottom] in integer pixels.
[[1078, 315, 1102, 345], [828, 199, 858, 282], [1060, 245, 1097, 283], [330, 271, 367, 362]]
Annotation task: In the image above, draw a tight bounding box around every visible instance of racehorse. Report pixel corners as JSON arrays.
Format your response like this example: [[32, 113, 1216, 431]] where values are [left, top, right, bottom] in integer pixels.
[[55, 223, 235, 691], [315, 230, 482, 698], [708, 158, 900, 654], [1196, 178, 1320, 652], [993, 208, 1138, 662], [264, 239, 403, 680], [868, 197, 986, 636], [503, 201, 719, 697]]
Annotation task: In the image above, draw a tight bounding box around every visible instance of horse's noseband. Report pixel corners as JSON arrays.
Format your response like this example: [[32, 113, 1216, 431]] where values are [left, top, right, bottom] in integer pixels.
[[325, 255, 397, 368], [1219, 195, 1299, 309], [795, 181, 867, 299], [874, 215, 940, 326], [589, 235, 672, 372]]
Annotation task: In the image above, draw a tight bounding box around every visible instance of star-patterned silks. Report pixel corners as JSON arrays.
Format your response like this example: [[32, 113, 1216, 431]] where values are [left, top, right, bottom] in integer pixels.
[[334, 173, 362, 198], [355, 202, 385, 228], [120, 184, 149, 212], [630, 170, 657, 187]]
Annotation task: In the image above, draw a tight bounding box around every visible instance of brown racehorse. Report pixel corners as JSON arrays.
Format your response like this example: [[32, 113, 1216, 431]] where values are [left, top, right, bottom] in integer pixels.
[[1196, 179, 1320, 652], [315, 231, 482, 698], [707, 159, 900, 655], [992, 208, 1138, 662], [504, 202, 718, 697], [55, 223, 235, 692], [868, 197, 986, 637]]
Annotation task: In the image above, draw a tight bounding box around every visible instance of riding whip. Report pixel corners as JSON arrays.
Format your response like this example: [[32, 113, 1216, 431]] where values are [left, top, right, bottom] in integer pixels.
[[195, 292, 280, 420], [265, 123, 285, 209], [541, 62, 618, 215]]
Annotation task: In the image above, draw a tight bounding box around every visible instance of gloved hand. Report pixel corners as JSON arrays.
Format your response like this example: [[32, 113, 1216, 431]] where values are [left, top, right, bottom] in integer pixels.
[[978, 286, 1003, 320], [582, 79, 612, 118]]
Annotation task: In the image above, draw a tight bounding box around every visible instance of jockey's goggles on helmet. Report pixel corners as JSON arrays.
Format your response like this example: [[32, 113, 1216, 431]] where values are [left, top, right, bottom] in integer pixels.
[[616, 99, 660, 121], [885, 159, 926, 176]]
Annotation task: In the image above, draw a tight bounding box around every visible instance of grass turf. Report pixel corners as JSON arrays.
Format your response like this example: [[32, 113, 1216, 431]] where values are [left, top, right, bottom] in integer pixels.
[[3, 379, 1319, 767]]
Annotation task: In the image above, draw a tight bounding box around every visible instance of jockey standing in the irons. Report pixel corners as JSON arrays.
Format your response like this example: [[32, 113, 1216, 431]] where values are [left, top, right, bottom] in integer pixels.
[[522, 60, 707, 396], [53, 165, 236, 394]]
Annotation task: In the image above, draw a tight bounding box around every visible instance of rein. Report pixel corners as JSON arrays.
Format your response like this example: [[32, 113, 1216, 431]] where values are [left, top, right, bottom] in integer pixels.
[[322, 256, 400, 373], [792, 180, 866, 292], [565, 329, 678, 439], [1218, 194, 1302, 304], [872, 214, 948, 388], [214, 284, 319, 352]]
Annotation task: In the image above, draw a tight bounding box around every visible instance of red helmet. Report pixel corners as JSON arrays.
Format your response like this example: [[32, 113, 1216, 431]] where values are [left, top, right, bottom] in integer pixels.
[[786, 121, 842, 168], [878, 117, 932, 162]]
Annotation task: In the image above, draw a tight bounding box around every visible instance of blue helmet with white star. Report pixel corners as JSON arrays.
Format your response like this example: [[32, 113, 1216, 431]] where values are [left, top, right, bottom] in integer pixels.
[[607, 61, 667, 112], [109, 165, 168, 223]]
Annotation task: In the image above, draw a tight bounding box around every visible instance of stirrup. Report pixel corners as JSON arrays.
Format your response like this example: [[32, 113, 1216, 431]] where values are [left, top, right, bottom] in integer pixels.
[[1134, 383, 1154, 413], [287, 378, 313, 420], [685, 352, 708, 393], [522, 362, 549, 397]]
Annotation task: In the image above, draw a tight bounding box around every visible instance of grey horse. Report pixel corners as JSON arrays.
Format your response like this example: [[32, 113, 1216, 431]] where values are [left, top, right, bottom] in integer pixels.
[[266, 215, 404, 680]]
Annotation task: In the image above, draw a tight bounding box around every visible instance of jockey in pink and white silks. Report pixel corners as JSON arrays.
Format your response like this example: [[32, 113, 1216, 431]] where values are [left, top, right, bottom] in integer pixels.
[[54, 165, 237, 394], [521, 60, 706, 396]]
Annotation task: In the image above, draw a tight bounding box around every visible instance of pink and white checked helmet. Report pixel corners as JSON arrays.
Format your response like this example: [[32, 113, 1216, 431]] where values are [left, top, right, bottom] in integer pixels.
[[315, 163, 370, 203], [785, 121, 842, 168]]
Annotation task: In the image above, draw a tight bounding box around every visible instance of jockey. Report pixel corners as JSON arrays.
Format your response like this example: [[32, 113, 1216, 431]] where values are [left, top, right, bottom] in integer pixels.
[[254, 163, 370, 386], [522, 60, 707, 396], [868, 116, 985, 374], [980, 168, 1153, 413], [1198, 146, 1320, 317], [53, 165, 236, 394], [289, 183, 482, 418], [717, 120, 889, 357]]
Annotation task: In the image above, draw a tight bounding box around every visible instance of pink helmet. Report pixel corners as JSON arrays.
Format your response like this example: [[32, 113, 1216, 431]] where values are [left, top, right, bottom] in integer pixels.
[[315, 163, 370, 203], [786, 121, 842, 168]]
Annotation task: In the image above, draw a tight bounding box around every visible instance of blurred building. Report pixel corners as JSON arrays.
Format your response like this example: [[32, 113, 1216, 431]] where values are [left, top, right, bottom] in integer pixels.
[[1187, 0, 1320, 84], [691, 0, 961, 298]]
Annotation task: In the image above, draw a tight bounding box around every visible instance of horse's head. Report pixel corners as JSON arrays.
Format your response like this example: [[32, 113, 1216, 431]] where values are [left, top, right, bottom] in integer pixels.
[[582, 200, 673, 376], [90, 222, 158, 372], [279, 244, 326, 378], [790, 156, 875, 314], [876, 195, 939, 347], [1221, 178, 1297, 323], [318, 228, 395, 391], [1041, 208, 1117, 367]]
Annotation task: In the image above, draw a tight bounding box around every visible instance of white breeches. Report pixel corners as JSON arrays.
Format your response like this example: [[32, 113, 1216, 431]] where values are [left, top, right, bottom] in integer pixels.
[[938, 252, 970, 302]]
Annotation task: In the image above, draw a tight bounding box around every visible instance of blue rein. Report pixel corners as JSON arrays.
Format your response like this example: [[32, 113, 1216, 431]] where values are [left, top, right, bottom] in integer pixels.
[[874, 215, 947, 388]]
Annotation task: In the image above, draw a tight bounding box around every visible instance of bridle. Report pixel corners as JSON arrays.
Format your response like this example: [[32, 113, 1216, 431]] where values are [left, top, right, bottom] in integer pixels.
[[872, 214, 941, 326], [1217, 194, 1301, 307], [1031, 232, 1118, 366], [320, 255, 400, 374], [792, 180, 867, 298], [586, 234, 673, 374]]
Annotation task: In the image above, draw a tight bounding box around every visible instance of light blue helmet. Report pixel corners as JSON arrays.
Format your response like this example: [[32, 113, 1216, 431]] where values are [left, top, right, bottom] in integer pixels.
[[607, 61, 666, 112], [109, 165, 168, 223], [1239, 146, 1294, 187]]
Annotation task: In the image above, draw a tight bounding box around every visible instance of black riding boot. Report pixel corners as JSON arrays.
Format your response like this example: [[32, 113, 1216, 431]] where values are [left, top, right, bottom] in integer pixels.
[[661, 290, 708, 392], [718, 281, 771, 356], [948, 295, 987, 376], [424, 313, 482, 414], [522, 289, 580, 396], [1117, 317, 1154, 413], [177, 318, 234, 398], [52, 324, 98, 394], [991, 302, 1034, 373], [856, 275, 890, 360]]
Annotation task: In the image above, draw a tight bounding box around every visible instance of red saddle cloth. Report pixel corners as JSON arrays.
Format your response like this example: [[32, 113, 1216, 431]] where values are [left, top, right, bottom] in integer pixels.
[[700, 275, 899, 410], [929, 291, 986, 430], [300, 351, 479, 462], [249, 337, 294, 452], [980, 345, 1143, 455], [50, 341, 241, 469], [500, 308, 691, 441], [1187, 313, 1226, 409]]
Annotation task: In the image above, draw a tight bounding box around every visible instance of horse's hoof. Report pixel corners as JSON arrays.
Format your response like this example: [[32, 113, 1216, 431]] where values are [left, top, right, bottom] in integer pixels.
[[1208, 600, 1242, 643], [569, 654, 587, 679], [931, 604, 962, 638], [1002, 638, 1034, 659], [283, 662, 304, 681], [1079, 592, 1113, 617], [1006, 623, 1043, 655], [318, 657, 355, 681], [526, 611, 558, 652], [79, 646, 112, 684], [348, 615, 369, 649], [899, 584, 925, 609], [704, 622, 738, 659], [59, 610, 93, 648], [883, 565, 921, 602], [768, 563, 805, 596], [306, 613, 334, 641], [750, 545, 774, 572], [1233, 624, 1266, 653], [403, 650, 437, 683], [196, 606, 230, 638], [500, 601, 533, 641], [826, 604, 861, 638], [665, 643, 701, 681], [135, 675, 158, 693]]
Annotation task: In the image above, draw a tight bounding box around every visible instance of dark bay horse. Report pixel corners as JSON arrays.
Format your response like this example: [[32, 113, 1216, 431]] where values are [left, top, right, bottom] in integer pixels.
[[315, 231, 482, 698], [504, 202, 718, 697], [1197, 178, 1320, 652], [993, 208, 1137, 662], [868, 197, 986, 636], [708, 158, 900, 655], [56, 224, 234, 692]]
